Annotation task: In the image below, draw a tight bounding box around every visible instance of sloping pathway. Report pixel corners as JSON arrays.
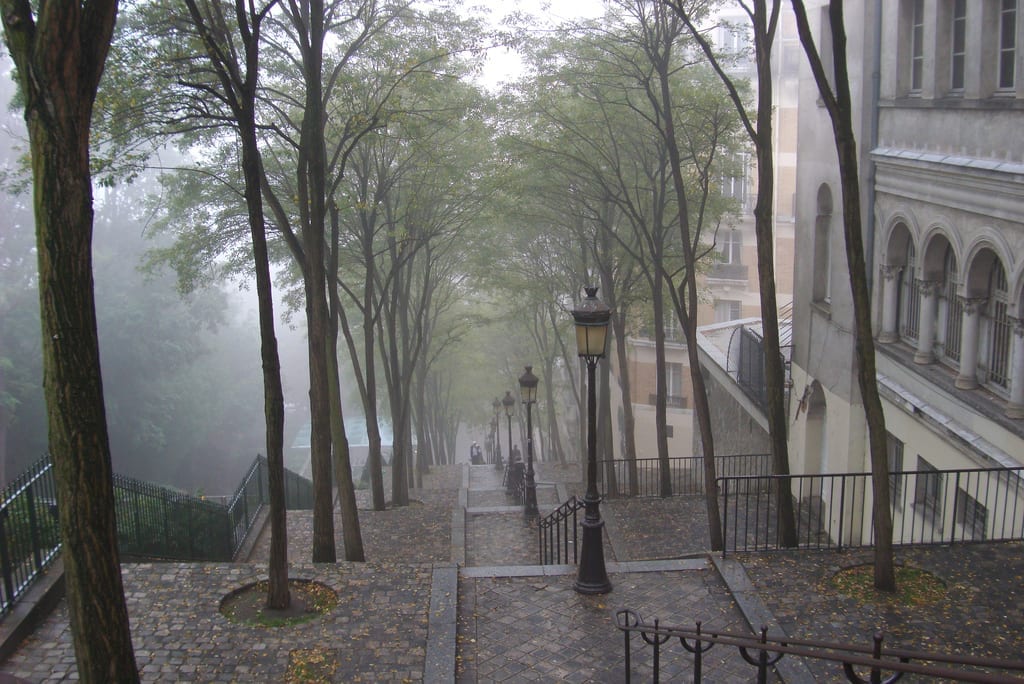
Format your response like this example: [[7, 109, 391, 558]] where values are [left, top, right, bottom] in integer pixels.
[[2, 461, 1022, 681]]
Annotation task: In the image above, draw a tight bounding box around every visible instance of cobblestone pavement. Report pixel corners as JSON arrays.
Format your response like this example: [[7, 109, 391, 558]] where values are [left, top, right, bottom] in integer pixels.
[[456, 567, 760, 683], [739, 543, 1024, 682], [2, 460, 1024, 682], [5, 562, 434, 683]]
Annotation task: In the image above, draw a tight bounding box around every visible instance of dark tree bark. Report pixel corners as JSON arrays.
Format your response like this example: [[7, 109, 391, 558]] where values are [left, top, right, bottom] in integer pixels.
[[0, 1, 140, 680], [790, 0, 895, 590], [180, 0, 291, 606], [289, 0, 337, 563], [327, 203, 364, 561], [643, 2, 724, 549], [666, 0, 798, 547]]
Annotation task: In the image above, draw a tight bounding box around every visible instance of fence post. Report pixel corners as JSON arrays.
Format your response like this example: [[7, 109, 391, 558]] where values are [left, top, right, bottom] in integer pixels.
[[838, 476, 847, 551], [721, 478, 729, 557], [0, 509, 14, 611], [950, 471, 961, 544], [26, 485, 42, 571]]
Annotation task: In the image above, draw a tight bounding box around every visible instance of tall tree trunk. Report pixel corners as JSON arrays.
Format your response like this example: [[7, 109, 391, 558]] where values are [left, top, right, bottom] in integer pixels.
[[240, 95, 289, 611], [651, 277, 672, 497], [611, 311, 638, 496], [649, 17, 723, 549], [791, 0, 895, 591], [179, 0, 290, 607], [1, 1, 140, 679], [295, 0, 336, 563], [327, 204, 364, 561], [749, 0, 798, 549]]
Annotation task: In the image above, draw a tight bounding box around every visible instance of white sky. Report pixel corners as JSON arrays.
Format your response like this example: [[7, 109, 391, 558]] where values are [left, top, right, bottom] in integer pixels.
[[473, 0, 606, 89]]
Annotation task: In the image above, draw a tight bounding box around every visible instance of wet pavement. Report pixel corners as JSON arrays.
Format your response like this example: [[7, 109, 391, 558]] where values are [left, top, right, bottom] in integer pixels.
[[0, 461, 1022, 682]]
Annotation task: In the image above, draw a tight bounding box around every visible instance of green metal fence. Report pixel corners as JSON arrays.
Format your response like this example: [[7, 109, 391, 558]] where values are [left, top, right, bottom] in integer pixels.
[[0, 454, 313, 616]]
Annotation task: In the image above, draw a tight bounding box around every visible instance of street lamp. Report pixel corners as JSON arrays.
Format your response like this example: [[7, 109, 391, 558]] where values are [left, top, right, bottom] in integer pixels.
[[572, 286, 612, 595], [519, 365, 539, 518], [502, 390, 515, 468], [492, 398, 502, 467]]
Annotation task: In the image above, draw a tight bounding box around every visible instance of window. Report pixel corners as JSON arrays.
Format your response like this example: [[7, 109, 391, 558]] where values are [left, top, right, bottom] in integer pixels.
[[951, 0, 967, 90], [911, 0, 925, 91], [937, 247, 962, 364], [984, 261, 1011, 389], [720, 26, 747, 54], [666, 362, 684, 399], [898, 243, 920, 341], [664, 315, 683, 343], [914, 457, 943, 529], [955, 489, 988, 540], [715, 299, 742, 323], [999, 0, 1017, 90], [663, 362, 686, 408], [718, 229, 742, 265], [887, 433, 905, 510], [720, 153, 748, 207]]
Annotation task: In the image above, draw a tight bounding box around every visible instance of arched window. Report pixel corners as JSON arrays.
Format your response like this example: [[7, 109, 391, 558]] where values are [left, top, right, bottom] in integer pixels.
[[899, 242, 920, 341], [937, 246, 962, 364], [983, 261, 1011, 389]]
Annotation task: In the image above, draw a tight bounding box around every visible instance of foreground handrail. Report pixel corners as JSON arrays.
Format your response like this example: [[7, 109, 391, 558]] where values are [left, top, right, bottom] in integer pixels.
[[615, 609, 1024, 683]]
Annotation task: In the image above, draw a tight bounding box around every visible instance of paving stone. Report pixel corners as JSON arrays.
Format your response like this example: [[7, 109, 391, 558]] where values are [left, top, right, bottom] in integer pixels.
[[2, 461, 1023, 683]]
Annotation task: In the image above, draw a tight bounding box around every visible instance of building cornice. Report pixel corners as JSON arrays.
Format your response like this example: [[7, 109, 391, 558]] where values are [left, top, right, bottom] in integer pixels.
[[871, 147, 1024, 223]]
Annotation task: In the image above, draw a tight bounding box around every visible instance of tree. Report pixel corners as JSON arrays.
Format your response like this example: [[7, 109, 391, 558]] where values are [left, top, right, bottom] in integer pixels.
[[0, 0, 140, 680], [666, 0, 798, 547], [790, 0, 895, 590], [179, 0, 292, 608], [620, 0, 744, 547]]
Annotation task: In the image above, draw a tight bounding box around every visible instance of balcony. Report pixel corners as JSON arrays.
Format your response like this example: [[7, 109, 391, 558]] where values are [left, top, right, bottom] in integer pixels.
[[708, 262, 749, 282]]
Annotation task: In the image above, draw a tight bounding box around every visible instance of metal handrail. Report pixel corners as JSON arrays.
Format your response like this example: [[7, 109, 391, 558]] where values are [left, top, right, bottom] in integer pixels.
[[615, 609, 1024, 683], [538, 495, 585, 565]]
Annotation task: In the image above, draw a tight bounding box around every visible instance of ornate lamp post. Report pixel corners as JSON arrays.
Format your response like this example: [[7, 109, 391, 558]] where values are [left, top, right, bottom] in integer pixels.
[[518, 365, 539, 518], [492, 398, 502, 467], [572, 286, 612, 594], [502, 390, 515, 467]]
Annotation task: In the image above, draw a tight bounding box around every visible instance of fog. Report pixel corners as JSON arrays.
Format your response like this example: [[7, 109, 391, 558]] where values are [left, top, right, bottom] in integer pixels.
[[0, 67, 321, 494]]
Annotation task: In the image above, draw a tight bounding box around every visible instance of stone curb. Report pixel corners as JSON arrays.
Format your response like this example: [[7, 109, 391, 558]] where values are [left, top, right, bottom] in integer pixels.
[[711, 555, 816, 684], [423, 565, 458, 682], [0, 559, 64, 665]]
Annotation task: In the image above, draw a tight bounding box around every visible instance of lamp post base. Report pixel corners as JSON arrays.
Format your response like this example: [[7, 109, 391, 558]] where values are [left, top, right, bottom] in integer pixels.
[[574, 517, 612, 595], [524, 467, 538, 519]]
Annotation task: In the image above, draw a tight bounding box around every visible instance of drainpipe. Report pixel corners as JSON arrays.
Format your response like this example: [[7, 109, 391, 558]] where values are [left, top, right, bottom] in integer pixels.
[[864, 0, 883, 294]]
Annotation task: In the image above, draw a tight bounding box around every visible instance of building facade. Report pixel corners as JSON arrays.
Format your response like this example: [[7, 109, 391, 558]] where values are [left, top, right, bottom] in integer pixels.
[[788, 0, 1024, 543]]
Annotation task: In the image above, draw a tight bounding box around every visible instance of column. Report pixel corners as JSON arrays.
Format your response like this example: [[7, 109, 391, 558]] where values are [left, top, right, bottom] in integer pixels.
[[955, 297, 987, 390], [1007, 317, 1024, 419], [878, 264, 902, 343], [914, 280, 940, 364]]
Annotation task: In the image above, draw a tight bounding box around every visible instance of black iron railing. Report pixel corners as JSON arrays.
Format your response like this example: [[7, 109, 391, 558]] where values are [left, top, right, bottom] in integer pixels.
[[719, 466, 1024, 555], [598, 454, 772, 499], [0, 458, 60, 617], [614, 609, 1024, 683], [114, 472, 233, 562], [224, 455, 314, 557], [538, 495, 585, 565], [0, 454, 313, 616]]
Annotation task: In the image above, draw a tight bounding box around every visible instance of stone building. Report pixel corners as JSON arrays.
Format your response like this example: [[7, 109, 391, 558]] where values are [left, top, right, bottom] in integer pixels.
[[784, 0, 1024, 542]]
